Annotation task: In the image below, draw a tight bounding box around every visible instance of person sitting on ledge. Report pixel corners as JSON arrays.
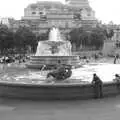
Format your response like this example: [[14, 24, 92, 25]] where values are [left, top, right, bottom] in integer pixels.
[[113, 74, 120, 82], [46, 64, 72, 81], [92, 73, 103, 99], [113, 74, 120, 88]]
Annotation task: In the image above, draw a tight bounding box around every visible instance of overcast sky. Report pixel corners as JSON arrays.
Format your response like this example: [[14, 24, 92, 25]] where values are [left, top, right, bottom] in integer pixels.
[[0, 0, 120, 24]]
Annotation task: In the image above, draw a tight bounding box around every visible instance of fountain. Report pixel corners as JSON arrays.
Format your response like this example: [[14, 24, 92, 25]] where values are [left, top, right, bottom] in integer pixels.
[[0, 27, 119, 100], [26, 27, 80, 69]]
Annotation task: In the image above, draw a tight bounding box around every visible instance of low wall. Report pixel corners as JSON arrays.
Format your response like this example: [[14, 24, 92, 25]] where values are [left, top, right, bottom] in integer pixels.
[[0, 82, 119, 100], [73, 50, 101, 57]]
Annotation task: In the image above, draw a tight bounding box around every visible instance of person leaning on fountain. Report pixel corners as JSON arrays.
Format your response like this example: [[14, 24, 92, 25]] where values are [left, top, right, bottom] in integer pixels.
[[92, 73, 103, 99]]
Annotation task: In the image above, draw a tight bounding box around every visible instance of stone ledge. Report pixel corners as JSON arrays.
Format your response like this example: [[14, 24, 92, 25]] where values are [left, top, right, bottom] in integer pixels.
[[0, 81, 119, 100]]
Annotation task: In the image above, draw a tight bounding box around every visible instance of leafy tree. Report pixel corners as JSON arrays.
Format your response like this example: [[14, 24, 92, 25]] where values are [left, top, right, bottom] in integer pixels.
[[69, 28, 83, 48], [69, 26, 105, 50], [0, 24, 14, 54], [14, 26, 37, 53], [37, 29, 50, 41], [104, 29, 114, 40], [90, 27, 105, 49]]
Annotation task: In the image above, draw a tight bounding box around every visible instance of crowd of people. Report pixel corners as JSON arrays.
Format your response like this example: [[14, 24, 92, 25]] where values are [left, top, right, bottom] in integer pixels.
[[78, 52, 120, 65], [0, 54, 30, 64], [0, 54, 30, 71], [78, 52, 104, 65]]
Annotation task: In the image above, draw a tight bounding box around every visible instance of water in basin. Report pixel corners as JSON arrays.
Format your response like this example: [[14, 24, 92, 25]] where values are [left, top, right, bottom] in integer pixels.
[[0, 63, 119, 84]]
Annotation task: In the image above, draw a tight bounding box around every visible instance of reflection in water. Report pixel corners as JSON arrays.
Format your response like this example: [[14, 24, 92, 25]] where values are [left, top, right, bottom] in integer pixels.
[[0, 63, 120, 84]]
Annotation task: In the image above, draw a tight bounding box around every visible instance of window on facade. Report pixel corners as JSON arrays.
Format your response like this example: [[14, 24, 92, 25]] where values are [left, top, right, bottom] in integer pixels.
[[73, 13, 81, 20], [87, 13, 91, 16], [39, 12, 43, 15], [40, 15, 47, 20], [32, 12, 36, 15], [31, 25, 37, 30], [116, 40, 120, 48]]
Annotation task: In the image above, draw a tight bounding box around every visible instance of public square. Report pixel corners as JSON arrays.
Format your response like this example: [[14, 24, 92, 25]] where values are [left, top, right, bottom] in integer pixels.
[[0, 95, 120, 120], [0, 0, 120, 120]]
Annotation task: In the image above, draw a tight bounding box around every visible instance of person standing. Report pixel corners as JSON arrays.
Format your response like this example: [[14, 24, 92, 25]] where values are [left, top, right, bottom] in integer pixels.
[[92, 73, 103, 99], [114, 54, 119, 64]]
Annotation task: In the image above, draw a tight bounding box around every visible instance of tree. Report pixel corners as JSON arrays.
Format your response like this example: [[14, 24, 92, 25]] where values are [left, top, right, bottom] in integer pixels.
[[90, 27, 105, 49], [14, 26, 37, 53], [69, 28, 83, 48], [37, 29, 50, 41], [90, 32, 104, 49], [0, 24, 14, 54], [105, 29, 114, 40], [69, 26, 105, 50]]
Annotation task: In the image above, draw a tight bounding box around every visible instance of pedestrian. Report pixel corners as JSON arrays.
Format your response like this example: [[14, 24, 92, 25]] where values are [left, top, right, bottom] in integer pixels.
[[114, 54, 119, 64], [92, 73, 103, 99], [113, 74, 120, 88], [94, 54, 98, 60]]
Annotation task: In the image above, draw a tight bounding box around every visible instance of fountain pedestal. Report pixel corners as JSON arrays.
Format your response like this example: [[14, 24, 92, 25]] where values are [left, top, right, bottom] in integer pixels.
[[26, 27, 80, 69], [26, 55, 80, 69]]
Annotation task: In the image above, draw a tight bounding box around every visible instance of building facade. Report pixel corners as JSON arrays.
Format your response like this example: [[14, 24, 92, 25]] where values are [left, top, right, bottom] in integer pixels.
[[11, 0, 97, 35]]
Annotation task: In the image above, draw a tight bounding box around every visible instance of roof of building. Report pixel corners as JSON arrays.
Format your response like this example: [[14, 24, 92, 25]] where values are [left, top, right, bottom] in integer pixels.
[[66, 0, 90, 8], [28, 1, 64, 10]]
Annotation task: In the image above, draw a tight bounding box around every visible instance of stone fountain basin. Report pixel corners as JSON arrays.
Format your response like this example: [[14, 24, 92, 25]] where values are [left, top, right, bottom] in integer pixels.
[[0, 81, 118, 100], [26, 55, 80, 69], [0, 63, 119, 100]]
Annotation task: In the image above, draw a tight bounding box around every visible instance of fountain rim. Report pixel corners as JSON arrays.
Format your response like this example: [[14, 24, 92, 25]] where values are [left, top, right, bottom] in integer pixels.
[[0, 80, 117, 100], [32, 55, 79, 57], [0, 81, 113, 87], [0, 81, 89, 88]]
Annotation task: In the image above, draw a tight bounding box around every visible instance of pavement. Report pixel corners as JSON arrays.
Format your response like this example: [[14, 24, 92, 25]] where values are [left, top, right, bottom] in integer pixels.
[[0, 58, 120, 120], [0, 96, 120, 120]]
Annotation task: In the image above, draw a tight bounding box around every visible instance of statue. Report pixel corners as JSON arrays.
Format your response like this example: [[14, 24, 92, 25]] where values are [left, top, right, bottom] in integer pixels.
[[46, 64, 72, 81]]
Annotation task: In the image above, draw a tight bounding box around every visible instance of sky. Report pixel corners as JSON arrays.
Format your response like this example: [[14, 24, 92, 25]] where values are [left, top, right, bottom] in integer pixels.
[[0, 0, 120, 24]]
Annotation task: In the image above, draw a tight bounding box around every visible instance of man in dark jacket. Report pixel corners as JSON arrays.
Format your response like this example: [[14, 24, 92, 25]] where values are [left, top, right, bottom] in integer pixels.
[[113, 74, 120, 88], [114, 54, 119, 64], [92, 73, 103, 99]]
